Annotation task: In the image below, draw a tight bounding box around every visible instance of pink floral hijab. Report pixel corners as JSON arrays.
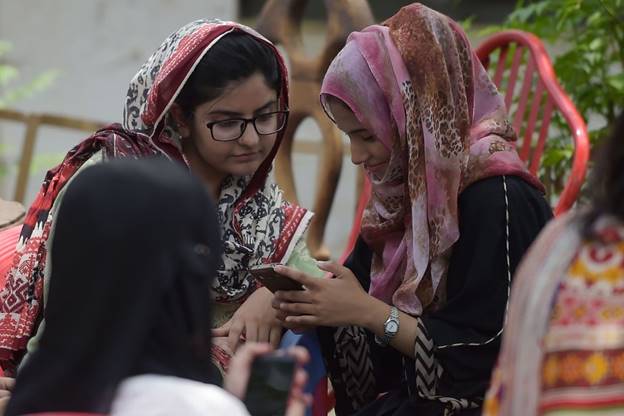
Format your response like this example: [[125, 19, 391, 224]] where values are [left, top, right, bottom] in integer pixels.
[[321, 3, 544, 315]]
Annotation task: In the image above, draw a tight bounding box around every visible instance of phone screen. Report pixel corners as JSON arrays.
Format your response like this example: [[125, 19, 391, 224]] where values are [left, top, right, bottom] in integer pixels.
[[244, 353, 296, 416]]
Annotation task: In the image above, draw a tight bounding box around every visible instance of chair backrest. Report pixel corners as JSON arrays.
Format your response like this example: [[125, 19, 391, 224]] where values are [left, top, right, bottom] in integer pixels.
[[0, 108, 106, 204], [475, 30, 590, 215]]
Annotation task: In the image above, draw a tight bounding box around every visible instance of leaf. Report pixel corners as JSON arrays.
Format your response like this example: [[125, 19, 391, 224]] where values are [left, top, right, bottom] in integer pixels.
[[607, 73, 624, 92], [589, 37, 604, 51], [0, 69, 60, 108], [460, 15, 475, 32], [0, 65, 18, 86]]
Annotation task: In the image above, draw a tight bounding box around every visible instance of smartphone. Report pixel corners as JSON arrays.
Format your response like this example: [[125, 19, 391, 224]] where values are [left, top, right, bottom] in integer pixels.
[[248, 263, 304, 293], [244, 352, 297, 416]]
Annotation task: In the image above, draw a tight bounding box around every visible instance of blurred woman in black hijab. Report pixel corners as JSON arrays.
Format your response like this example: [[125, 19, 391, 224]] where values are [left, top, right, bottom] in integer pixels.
[[4, 158, 250, 415]]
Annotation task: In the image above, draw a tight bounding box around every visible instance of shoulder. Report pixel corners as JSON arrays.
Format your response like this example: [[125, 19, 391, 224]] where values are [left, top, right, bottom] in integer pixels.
[[459, 175, 552, 220], [50, 151, 104, 213], [111, 375, 250, 416], [460, 175, 541, 204]]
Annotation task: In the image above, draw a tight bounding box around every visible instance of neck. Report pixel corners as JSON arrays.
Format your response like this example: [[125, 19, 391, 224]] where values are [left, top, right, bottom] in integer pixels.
[[182, 140, 225, 201]]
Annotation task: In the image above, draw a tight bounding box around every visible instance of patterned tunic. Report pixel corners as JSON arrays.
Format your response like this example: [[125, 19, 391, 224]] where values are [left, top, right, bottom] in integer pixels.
[[539, 227, 624, 414], [484, 218, 624, 415]]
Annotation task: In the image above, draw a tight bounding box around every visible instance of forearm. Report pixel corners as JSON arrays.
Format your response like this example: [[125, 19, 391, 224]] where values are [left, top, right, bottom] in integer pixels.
[[355, 295, 419, 358]]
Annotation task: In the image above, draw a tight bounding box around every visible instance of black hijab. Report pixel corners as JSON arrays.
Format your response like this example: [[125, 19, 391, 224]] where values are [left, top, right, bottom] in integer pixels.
[[6, 158, 221, 415]]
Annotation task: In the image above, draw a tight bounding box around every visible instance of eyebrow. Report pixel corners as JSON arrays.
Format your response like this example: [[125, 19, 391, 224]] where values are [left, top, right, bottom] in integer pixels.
[[207, 100, 278, 117]]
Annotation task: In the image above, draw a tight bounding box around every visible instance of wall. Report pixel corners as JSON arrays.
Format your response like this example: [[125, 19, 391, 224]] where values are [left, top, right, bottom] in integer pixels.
[[0, 0, 237, 200]]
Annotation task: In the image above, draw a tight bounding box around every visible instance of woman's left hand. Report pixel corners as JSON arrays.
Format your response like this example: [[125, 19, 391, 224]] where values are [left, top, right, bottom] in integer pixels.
[[272, 262, 373, 328], [225, 343, 311, 416], [213, 287, 283, 352]]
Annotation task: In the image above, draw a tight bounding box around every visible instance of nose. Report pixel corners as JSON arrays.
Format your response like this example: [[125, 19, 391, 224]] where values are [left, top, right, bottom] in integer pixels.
[[237, 122, 260, 147], [350, 140, 369, 166]]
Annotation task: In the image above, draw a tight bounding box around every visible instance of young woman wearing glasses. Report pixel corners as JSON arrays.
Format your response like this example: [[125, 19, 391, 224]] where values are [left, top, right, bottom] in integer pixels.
[[0, 20, 320, 377]]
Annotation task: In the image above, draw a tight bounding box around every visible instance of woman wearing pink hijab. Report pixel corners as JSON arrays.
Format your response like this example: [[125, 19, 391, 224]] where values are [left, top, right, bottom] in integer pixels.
[[274, 3, 552, 415]]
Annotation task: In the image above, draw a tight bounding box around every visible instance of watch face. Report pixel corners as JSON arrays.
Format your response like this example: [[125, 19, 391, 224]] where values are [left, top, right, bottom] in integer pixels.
[[387, 321, 399, 333]]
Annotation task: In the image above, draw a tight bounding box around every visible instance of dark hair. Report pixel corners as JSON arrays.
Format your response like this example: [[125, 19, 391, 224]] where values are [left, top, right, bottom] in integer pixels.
[[583, 112, 624, 236], [176, 31, 281, 115]]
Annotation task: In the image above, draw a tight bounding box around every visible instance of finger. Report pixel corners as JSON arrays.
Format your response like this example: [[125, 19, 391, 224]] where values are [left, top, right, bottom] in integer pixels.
[[211, 327, 229, 337], [0, 396, 9, 414], [230, 342, 273, 369], [287, 368, 313, 416], [291, 367, 308, 395], [212, 319, 232, 337], [269, 326, 282, 349], [275, 309, 289, 322], [285, 397, 308, 416], [282, 321, 308, 332], [285, 315, 319, 327], [225, 342, 273, 399], [288, 368, 308, 404], [279, 302, 317, 316], [245, 321, 259, 343], [248, 322, 262, 343], [227, 320, 245, 352], [316, 261, 349, 277], [286, 345, 310, 366], [257, 323, 271, 344], [275, 290, 313, 303], [0, 390, 9, 398], [274, 265, 318, 288], [0, 377, 15, 391]]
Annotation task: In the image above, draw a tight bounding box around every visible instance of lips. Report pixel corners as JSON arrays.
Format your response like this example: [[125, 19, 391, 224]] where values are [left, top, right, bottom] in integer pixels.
[[231, 152, 261, 162], [365, 161, 388, 172]]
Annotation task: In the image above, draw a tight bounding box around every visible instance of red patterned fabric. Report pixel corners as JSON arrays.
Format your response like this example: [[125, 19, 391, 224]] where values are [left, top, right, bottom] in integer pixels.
[[484, 216, 624, 415], [0, 126, 156, 372], [0, 20, 309, 373]]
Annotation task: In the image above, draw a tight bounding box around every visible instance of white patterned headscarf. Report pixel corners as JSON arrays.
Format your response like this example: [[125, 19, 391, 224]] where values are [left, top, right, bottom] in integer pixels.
[[122, 19, 312, 302]]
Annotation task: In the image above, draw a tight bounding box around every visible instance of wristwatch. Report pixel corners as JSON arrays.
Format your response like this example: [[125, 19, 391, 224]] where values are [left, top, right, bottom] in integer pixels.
[[375, 306, 400, 347]]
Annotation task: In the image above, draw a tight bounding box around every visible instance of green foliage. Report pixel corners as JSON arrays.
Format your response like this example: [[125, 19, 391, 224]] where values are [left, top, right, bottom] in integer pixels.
[[0, 41, 60, 197], [483, 0, 623, 202], [503, 0, 623, 136], [0, 41, 59, 108]]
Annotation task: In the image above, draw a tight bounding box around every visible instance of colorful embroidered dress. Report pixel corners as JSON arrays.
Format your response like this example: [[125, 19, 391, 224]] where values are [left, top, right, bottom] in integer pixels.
[[484, 216, 624, 415]]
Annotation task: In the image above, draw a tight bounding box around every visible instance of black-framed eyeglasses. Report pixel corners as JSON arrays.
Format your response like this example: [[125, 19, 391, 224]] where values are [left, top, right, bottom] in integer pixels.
[[206, 110, 289, 142]]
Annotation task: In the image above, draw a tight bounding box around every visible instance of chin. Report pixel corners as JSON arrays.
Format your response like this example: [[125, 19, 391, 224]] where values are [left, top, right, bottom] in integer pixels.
[[228, 162, 263, 178]]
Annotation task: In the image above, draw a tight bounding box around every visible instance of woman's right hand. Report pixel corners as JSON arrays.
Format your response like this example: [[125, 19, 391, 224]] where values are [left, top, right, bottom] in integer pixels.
[[212, 287, 283, 352], [224, 343, 311, 416]]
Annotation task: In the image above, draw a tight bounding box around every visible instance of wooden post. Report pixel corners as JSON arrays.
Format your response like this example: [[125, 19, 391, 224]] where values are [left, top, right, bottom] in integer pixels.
[[14, 114, 40, 203]]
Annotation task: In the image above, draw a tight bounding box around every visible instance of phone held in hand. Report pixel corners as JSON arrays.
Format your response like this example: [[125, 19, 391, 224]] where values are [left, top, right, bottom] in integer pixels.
[[244, 352, 297, 416], [248, 263, 304, 293]]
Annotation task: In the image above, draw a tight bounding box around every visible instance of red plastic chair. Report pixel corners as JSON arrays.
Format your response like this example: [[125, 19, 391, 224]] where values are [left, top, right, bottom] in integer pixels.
[[338, 173, 372, 265], [0, 224, 21, 289], [475, 29, 590, 216]]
